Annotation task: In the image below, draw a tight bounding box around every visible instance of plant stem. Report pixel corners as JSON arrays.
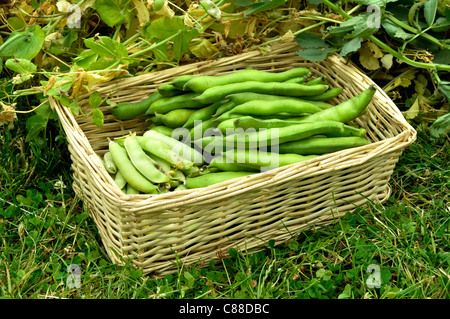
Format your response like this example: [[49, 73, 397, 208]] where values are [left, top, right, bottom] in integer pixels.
[[260, 20, 327, 47], [386, 14, 448, 50], [320, 0, 450, 71]]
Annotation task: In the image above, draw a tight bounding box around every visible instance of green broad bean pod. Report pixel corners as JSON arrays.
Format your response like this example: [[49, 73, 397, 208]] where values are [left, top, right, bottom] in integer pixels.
[[206, 120, 367, 149], [103, 151, 117, 174], [137, 135, 194, 170], [226, 93, 333, 110], [232, 116, 309, 130], [108, 141, 158, 194], [154, 108, 197, 128], [184, 67, 312, 92], [148, 125, 174, 137], [145, 92, 204, 115], [229, 99, 323, 117], [185, 171, 257, 189], [183, 101, 224, 129], [298, 85, 376, 124], [157, 83, 184, 97], [223, 149, 319, 170], [123, 136, 171, 183], [170, 74, 196, 90], [110, 91, 163, 120], [301, 87, 343, 101], [209, 156, 260, 172], [194, 82, 329, 104], [278, 136, 370, 155], [143, 130, 204, 165]]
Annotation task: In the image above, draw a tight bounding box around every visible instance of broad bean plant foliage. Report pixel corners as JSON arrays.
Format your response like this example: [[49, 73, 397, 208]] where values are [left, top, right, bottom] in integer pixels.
[[0, 0, 448, 141]]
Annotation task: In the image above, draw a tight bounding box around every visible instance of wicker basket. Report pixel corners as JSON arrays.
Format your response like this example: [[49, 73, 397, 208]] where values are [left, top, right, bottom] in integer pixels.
[[49, 42, 416, 276]]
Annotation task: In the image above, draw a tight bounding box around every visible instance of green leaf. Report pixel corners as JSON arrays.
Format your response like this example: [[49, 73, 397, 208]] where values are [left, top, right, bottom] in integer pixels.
[[89, 91, 102, 109], [147, 16, 199, 61], [295, 33, 328, 49], [25, 114, 48, 143], [7, 17, 26, 31], [295, 33, 333, 61], [0, 25, 45, 60], [329, 13, 379, 39], [438, 82, 450, 102], [95, 0, 132, 27], [430, 112, 450, 139], [92, 108, 104, 127], [381, 17, 414, 40], [84, 36, 128, 59], [424, 0, 438, 26], [296, 47, 334, 62], [4, 58, 37, 74], [338, 37, 363, 57], [433, 49, 450, 65]]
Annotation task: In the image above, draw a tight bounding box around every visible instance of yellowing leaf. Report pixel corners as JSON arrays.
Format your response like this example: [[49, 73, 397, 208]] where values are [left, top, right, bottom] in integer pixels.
[[154, 2, 174, 18], [132, 0, 150, 26], [403, 97, 420, 120], [0, 101, 18, 129], [383, 69, 417, 93], [381, 54, 393, 70], [359, 41, 381, 70], [189, 38, 219, 59]]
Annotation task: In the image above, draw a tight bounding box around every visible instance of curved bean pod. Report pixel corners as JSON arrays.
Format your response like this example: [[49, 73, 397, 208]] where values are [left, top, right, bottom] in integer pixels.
[[226, 93, 333, 110], [194, 82, 329, 104], [185, 171, 256, 189], [143, 130, 204, 165], [223, 149, 318, 170], [217, 120, 367, 148], [145, 92, 204, 115], [123, 136, 171, 183], [154, 108, 197, 128], [110, 91, 163, 120], [278, 136, 370, 155], [108, 141, 158, 194], [184, 67, 312, 92], [137, 135, 194, 170], [229, 99, 323, 116], [298, 85, 376, 123]]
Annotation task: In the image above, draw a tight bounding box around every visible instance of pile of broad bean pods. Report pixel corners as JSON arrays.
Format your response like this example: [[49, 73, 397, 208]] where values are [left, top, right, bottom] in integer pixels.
[[104, 68, 376, 194]]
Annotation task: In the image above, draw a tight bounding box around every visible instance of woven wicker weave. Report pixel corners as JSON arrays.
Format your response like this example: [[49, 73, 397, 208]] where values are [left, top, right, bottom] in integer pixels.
[[49, 42, 416, 276]]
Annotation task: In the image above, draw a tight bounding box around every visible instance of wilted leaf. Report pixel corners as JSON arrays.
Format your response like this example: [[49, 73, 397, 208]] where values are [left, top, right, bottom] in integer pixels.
[[403, 97, 420, 119], [359, 41, 383, 70], [132, 0, 150, 26], [189, 38, 219, 59], [383, 69, 416, 93], [0, 101, 18, 129], [381, 53, 394, 69]]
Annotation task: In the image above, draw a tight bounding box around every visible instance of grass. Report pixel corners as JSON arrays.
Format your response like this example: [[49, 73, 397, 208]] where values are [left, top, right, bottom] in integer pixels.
[[0, 106, 449, 299]]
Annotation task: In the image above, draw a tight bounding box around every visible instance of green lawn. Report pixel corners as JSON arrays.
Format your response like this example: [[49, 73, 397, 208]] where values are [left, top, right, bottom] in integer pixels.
[[0, 108, 449, 299]]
